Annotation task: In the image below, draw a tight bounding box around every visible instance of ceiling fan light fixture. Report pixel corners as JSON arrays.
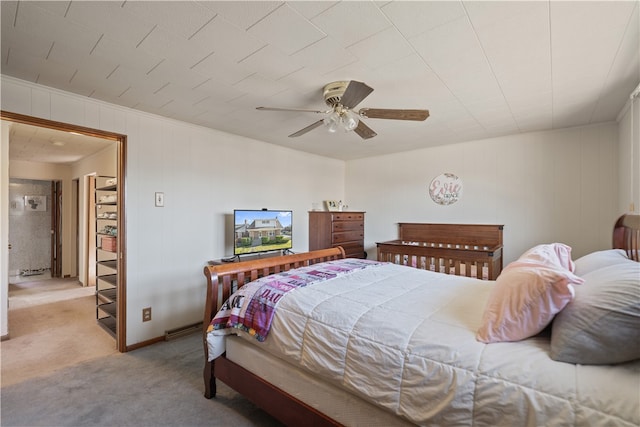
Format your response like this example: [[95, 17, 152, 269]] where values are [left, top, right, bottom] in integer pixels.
[[323, 109, 359, 133], [343, 110, 359, 132], [323, 112, 340, 133]]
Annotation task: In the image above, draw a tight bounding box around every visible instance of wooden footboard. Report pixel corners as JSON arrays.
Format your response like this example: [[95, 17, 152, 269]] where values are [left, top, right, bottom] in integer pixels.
[[377, 223, 504, 280], [202, 247, 346, 403]]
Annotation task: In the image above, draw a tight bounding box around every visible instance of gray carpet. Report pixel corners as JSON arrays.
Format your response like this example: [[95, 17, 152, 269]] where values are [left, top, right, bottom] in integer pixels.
[[1, 333, 283, 427]]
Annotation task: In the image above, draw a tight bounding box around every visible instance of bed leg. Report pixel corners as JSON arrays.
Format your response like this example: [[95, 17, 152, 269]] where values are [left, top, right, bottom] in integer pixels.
[[204, 360, 216, 399]]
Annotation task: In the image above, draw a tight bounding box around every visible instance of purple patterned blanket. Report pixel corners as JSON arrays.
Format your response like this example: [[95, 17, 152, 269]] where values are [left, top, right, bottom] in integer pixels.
[[208, 258, 382, 341]]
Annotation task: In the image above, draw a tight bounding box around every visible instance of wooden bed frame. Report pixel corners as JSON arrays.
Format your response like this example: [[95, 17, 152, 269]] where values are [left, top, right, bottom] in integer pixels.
[[613, 214, 640, 261], [202, 215, 640, 426], [377, 223, 504, 280], [202, 247, 346, 426]]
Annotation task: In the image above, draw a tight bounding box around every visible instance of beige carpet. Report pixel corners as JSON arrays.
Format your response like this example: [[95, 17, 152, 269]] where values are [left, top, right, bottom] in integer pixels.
[[2, 278, 118, 387], [1, 332, 283, 427], [8, 275, 95, 309], [2, 279, 283, 427]]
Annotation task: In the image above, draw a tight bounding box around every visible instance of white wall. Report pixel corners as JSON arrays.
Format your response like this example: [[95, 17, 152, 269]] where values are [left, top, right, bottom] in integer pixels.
[[617, 94, 640, 214], [1, 122, 10, 338], [1, 76, 344, 347], [345, 123, 620, 265]]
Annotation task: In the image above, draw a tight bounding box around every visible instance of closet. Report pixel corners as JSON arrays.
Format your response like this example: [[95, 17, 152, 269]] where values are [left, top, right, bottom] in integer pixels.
[[95, 176, 118, 337]]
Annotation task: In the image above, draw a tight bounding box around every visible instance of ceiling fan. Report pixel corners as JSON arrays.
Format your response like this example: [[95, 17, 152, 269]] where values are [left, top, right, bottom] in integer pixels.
[[256, 80, 430, 140]]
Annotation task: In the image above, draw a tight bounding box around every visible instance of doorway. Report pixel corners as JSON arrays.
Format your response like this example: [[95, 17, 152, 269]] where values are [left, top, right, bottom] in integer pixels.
[[8, 178, 64, 280], [1, 110, 127, 351], [7, 178, 55, 280], [7, 177, 79, 304]]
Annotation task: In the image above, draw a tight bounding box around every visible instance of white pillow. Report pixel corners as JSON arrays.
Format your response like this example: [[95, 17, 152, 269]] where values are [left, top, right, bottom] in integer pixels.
[[574, 249, 630, 276]]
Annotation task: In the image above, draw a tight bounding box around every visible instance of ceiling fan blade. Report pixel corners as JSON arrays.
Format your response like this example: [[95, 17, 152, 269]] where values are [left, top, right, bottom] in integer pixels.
[[359, 108, 430, 121], [288, 119, 325, 138], [340, 81, 374, 109], [354, 120, 377, 140], [257, 106, 328, 114]]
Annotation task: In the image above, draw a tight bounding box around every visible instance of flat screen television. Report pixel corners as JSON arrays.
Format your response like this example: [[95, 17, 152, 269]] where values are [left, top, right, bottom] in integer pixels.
[[233, 209, 293, 256]]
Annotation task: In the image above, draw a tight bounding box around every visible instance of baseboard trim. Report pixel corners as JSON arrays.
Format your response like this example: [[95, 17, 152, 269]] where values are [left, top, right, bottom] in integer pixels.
[[165, 322, 202, 341], [125, 335, 165, 352], [1, 333, 10, 342], [124, 322, 202, 351]]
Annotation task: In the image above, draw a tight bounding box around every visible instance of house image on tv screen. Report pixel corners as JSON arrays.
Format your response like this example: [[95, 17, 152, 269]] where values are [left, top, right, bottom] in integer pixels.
[[234, 210, 292, 255]]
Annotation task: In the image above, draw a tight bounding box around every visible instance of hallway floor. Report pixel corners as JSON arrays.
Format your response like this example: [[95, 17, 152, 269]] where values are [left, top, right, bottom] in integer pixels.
[[2, 276, 117, 387], [8, 274, 94, 309]]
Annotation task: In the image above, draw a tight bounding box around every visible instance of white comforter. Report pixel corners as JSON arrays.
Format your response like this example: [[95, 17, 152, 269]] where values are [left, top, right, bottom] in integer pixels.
[[208, 262, 640, 426]]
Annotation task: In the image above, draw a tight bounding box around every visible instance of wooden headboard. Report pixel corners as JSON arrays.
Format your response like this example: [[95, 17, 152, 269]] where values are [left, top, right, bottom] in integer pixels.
[[613, 214, 640, 262]]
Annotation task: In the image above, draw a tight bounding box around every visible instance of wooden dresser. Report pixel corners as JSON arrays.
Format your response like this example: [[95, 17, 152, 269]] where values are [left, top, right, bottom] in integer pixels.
[[309, 211, 365, 259]]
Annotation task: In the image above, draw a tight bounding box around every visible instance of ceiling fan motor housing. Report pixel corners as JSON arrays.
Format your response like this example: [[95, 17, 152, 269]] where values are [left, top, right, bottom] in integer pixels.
[[323, 81, 350, 107]]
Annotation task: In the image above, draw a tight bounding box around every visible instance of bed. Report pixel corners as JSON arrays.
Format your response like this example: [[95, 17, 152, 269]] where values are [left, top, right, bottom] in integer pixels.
[[202, 215, 640, 426]]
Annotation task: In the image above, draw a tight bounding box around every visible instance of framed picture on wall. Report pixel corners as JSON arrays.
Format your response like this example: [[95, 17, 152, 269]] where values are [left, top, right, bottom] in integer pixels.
[[24, 195, 46, 211]]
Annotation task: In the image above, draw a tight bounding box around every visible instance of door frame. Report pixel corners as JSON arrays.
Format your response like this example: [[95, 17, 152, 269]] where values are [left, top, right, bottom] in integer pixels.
[[51, 180, 62, 278], [1, 111, 127, 352], [72, 178, 79, 278], [86, 176, 97, 287]]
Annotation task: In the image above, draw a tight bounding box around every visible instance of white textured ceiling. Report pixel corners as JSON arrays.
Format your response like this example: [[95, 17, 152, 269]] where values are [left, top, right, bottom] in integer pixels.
[[8, 122, 114, 164], [2, 1, 639, 161]]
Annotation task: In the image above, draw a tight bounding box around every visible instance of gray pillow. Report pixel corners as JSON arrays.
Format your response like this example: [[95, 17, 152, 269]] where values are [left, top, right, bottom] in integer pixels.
[[550, 261, 640, 364], [573, 249, 630, 276]]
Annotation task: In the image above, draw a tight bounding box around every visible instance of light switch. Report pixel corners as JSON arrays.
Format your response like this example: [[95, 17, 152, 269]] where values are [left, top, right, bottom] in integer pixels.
[[155, 192, 164, 207]]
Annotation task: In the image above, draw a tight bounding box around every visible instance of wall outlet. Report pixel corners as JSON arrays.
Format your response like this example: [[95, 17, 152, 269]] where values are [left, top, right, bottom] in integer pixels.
[[142, 307, 152, 322]]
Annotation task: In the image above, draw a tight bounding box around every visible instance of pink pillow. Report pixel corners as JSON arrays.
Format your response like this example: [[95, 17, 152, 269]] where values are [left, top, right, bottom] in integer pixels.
[[476, 244, 584, 344], [514, 242, 577, 272]]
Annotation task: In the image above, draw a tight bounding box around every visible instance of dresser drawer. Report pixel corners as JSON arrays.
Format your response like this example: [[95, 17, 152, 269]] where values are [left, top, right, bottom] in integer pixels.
[[332, 230, 364, 244], [332, 213, 364, 222], [332, 221, 363, 232]]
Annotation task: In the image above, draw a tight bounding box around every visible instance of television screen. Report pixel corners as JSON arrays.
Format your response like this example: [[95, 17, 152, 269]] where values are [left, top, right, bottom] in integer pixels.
[[233, 209, 293, 256]]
